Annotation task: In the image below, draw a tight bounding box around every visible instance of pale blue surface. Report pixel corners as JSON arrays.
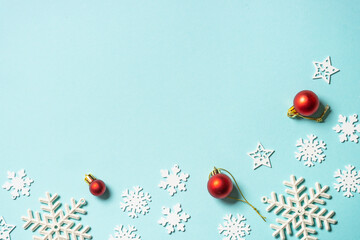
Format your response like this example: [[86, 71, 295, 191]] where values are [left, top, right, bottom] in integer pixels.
[[1, 1, 360, 239]]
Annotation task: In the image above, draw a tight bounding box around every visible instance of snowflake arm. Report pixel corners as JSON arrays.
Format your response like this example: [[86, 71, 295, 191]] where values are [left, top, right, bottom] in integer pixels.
[[22, 192, 92, 240]]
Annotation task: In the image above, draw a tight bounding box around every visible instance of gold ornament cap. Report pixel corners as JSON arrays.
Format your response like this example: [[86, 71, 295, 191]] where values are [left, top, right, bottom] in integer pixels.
[[85, 174, 97, 185]]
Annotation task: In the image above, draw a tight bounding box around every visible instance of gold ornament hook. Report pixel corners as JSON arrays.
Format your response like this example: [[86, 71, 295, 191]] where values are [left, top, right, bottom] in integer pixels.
[[287, 105, 330, 122]]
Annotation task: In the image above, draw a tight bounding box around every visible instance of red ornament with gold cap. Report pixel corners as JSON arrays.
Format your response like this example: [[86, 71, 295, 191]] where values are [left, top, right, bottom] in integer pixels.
[[207, 167, 266, 222], [287, 90, 330, 122], [85, 174, 106, 196]]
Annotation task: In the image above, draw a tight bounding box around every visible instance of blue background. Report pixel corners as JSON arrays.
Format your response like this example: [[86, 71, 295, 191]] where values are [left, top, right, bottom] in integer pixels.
[[1, 1, 359, 239]]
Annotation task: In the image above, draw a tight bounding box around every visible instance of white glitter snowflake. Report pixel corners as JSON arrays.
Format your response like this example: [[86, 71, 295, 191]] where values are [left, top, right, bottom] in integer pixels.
[[248, 143, 274, 170], [333, 114, 360, 143], [295, 134, 326, 167], [120, 186, 151, 218], [262, 175, 337, 240], [109, 225, 141, 240], [158, 203, 190, 234], [334, 165, 360, 198], [218, 214, 251, 240], [313, 56, 339, 84], [0, 217, 15, 240], [22, 192, 91, 240], [158, 164, 189, 196], [2, 169, 34, 200]]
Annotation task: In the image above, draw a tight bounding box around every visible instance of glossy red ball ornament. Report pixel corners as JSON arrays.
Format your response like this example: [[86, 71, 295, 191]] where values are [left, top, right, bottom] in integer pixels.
[[293, 90, 319, 116], [207, 173, 233, 199], [85, 174, 106, 196]]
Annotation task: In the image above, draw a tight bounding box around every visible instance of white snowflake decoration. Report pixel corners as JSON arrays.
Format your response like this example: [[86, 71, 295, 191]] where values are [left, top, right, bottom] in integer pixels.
[[120, 186, 151, 218], [295, 134, 326, 167], [159, 164, 189, 196], [0, 217, 15, 240], [109, 225, 141, 240], [313, 56, 339, 84], [158, 203, 190, 234], [262, 175, 337, 240], [218, 214, 251, 240], [22, 192, 92, 240], [334, 165, 360, 198], [333, 114, 360, 143], [2, 169, 34, 200], [248, 143, 274, 170]]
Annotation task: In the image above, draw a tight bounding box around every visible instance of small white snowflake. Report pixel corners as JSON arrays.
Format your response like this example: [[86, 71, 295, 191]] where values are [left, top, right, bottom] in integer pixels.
[[262, 175, 337, 240], [218, 214, 251, 240], [313, 56, 339, 84], [0, 217, 15, 240], [158, 164, 189, 196], [120, 186, 151, 218], [158, 203, 190, 234], [2, 169, 34, 200], [109, 225, 141, 240], [22, 192, 92, 240], [333, 114, 360, 143], [334, 165, 360, 198], [295, 134, 326, 167], [248, 143, 274, 170]]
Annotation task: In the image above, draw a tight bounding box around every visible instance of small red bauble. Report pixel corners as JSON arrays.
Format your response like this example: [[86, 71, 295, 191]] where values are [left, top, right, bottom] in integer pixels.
[[85, 174, 106, 196], [207, 173, 233, 199], [293, 90, 319, 116]]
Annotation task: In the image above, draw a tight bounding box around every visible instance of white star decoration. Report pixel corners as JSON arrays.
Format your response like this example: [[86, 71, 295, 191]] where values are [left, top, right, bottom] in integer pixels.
[[0, 216, 15, 240], [313, 56, 339, 84], [248, 143, 274, 170]]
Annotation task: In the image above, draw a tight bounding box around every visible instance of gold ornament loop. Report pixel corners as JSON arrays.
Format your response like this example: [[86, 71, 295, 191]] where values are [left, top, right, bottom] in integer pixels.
[[209, 167, 266, 222], [287, 105, 330, 122]]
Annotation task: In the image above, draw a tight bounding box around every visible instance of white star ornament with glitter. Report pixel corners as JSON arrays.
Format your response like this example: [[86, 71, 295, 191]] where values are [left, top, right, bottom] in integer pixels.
[[313, 56, 339, 84], [0, 217, 15, 240], [248, 143, 274, 170]]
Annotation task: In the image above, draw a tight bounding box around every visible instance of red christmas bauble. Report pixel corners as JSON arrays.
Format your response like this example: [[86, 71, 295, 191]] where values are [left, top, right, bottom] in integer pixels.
[[207, 173, 233, 199], [89, 180, 106, 196], [293, 90, 319, 116]]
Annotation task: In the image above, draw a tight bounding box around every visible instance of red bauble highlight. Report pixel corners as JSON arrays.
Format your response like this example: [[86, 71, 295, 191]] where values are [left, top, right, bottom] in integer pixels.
[[293, 90, 319, 116], [207, 173, 233, 199], [89, 180, 106, 196]]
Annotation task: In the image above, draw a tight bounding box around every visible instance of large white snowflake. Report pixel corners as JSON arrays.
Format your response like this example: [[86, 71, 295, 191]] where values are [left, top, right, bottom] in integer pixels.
[[248, 143, 274, 170], [261, 175, 337, 240], [0, 217, 15, 240], [295, 134, 326, 167], [334, 165, 360, 198], [218, 214, 251, 240], [158, 164, 189, 196], [158, 203, 190, 234], [22, 192, 92, 240], [2, 169, 34, 200], [120, 186, 151, 218], [109, 225, 141, 240], [333, 114, 360, 143], [312, 56, 339, 84]]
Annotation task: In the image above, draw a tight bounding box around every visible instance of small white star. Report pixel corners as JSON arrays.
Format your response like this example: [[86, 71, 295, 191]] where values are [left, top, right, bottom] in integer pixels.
[[0, 216, 15, 240], [248, 143, 274, 170], [313, 56, 339, 84]]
